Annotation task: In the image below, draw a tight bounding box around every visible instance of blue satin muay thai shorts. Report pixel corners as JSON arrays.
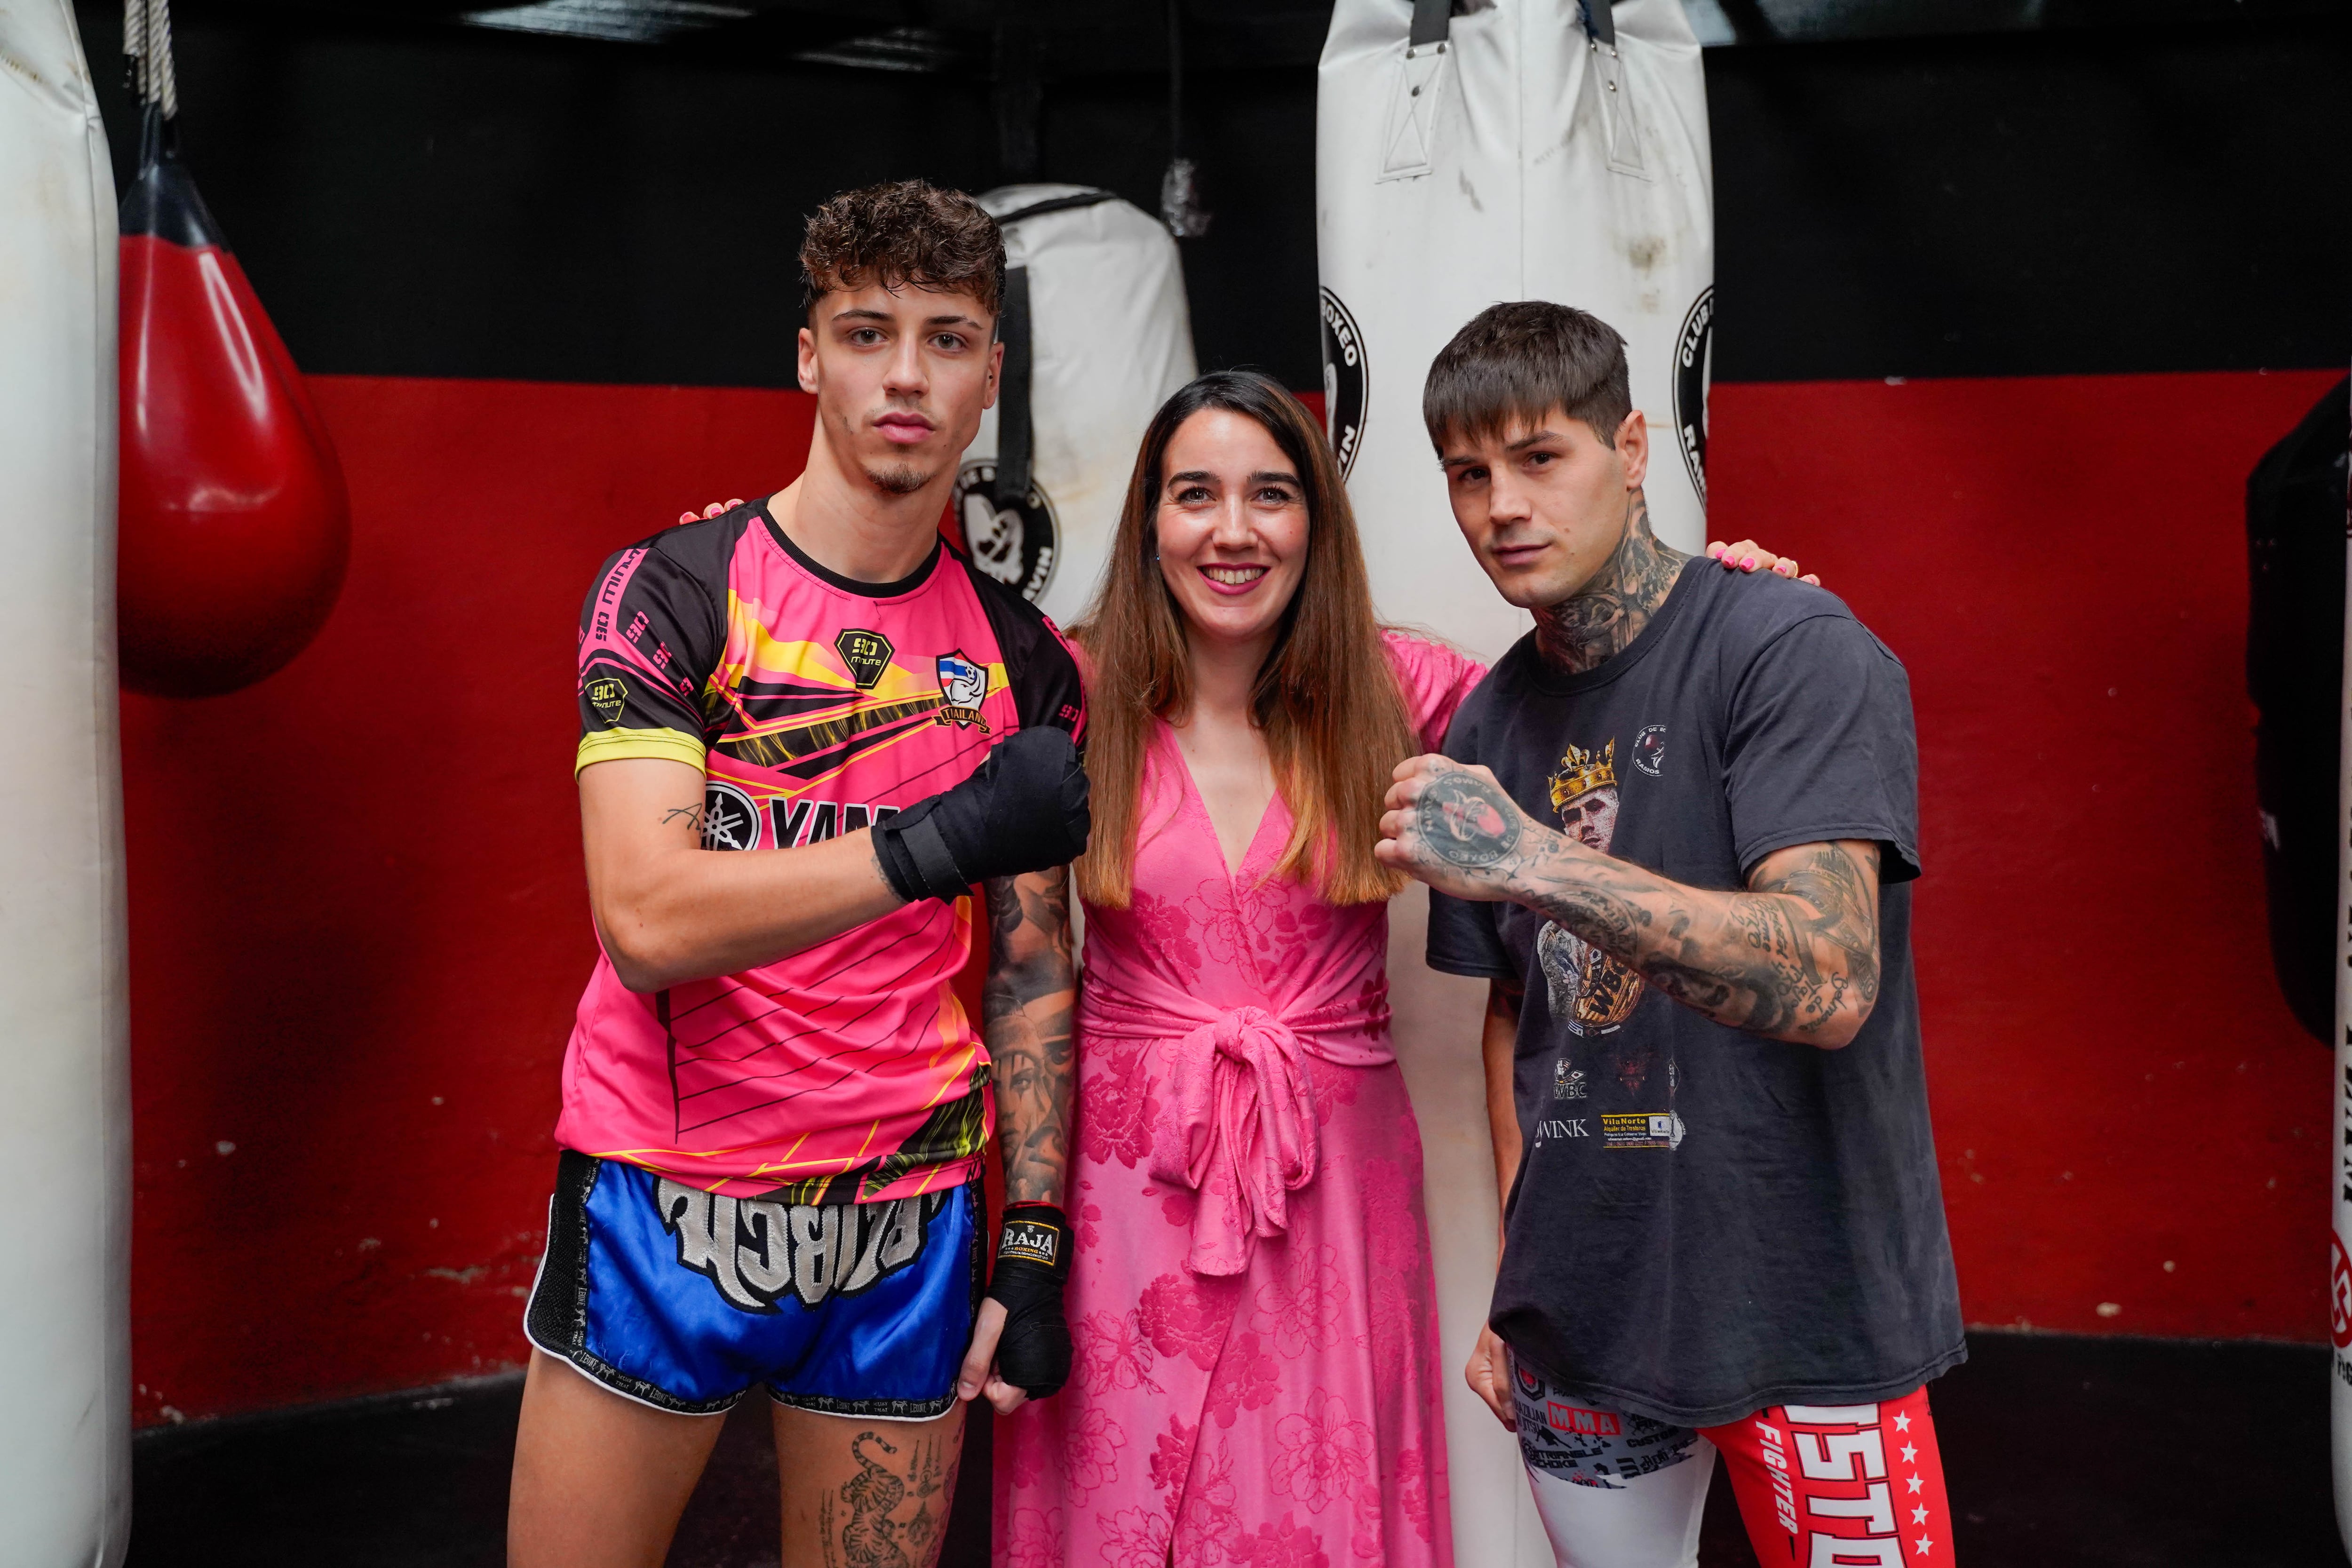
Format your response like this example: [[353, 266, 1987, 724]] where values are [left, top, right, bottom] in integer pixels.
[[524, 1150, 982, 1419]]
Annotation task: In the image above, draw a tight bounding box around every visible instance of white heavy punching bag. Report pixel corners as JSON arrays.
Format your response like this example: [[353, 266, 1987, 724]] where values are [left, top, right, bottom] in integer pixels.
[[1318, 2, 1712, 1562], [958, 185, 1198, 626], [0, 0, 133, 1561]]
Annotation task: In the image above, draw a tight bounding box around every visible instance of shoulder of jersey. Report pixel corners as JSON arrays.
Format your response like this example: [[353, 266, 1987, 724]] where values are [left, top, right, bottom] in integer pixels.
[[945, 545, 1059, 629], [623, 502, 763, 571]]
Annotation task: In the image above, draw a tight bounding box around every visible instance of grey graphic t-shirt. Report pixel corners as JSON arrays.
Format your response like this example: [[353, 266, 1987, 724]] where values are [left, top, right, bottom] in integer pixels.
[[1427, 561, 1963, 1427]]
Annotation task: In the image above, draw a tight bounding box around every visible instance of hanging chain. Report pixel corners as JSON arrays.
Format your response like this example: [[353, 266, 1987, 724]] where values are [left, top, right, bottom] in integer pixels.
[[124, 0, 178, 118]]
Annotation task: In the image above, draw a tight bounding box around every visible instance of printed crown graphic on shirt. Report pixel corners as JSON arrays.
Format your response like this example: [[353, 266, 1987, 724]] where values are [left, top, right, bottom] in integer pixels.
[[1549, 738, 1617, 812]]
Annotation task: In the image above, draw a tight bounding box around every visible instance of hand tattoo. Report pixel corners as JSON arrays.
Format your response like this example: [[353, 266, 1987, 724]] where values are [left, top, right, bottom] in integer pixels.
[[1417, 770, 1523, 868], [983, 869, 1074, 1207], [1532, 490, 1689, 675]]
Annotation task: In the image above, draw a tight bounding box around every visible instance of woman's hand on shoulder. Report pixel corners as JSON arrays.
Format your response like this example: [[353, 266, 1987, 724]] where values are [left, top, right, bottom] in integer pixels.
[[676, 499, 746, 525], [1705, 538, 1820, 586]]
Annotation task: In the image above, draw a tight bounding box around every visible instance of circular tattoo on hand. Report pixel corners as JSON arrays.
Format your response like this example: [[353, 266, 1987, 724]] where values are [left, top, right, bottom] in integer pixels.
[[1417, 772, 1520, 868]]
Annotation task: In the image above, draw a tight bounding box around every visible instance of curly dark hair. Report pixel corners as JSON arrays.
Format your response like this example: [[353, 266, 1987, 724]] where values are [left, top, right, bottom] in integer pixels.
[[798, 180, 1006, 323]]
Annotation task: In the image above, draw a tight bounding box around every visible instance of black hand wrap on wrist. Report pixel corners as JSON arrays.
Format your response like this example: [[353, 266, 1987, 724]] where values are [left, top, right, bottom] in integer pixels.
[[872, 726, 1091, 906], [986, 1202, 1073, 1399]]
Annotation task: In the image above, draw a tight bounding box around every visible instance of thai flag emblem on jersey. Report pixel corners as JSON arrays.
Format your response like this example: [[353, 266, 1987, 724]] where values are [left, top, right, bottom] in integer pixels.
[[936, 651, 991, 731]]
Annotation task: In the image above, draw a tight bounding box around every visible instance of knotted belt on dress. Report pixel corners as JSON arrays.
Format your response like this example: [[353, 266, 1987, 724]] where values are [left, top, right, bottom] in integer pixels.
[[1081, 978, 1392, 1277]]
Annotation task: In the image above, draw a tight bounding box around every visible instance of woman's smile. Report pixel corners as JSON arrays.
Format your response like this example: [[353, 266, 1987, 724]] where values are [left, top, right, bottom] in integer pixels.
[[1200, 562, 1271, 594]]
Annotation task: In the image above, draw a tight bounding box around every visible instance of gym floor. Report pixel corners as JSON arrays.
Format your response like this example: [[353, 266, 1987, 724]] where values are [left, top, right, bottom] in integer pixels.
[[124, 1331, 2335, 1566]]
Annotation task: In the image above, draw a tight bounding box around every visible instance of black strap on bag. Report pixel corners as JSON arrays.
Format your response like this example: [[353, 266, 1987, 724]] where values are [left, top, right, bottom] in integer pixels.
[[986, 189, 1117, 509], [993, 266, 1036, 508], [1409, 0, 1613, 48]]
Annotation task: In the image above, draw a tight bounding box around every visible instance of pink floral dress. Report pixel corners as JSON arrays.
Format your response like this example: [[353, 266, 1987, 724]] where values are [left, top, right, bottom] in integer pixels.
[[996, 632, 1485, 1568]]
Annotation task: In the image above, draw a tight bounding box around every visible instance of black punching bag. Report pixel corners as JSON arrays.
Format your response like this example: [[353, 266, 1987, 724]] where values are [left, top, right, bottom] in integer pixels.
[[2247, 375, 2349, 1043]]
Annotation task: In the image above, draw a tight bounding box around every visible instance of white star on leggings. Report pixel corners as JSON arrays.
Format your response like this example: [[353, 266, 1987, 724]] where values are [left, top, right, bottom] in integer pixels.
[[1914, 1537, 1934, 1557], [1912, 1504, 1930, 1525], [1907, 1473, 1925, 1494], [1892, 1411, 1912, 1432]]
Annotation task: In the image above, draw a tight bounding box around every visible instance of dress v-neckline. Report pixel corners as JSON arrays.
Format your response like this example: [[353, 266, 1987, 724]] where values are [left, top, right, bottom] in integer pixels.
[[1160, 722, 1283, 883]]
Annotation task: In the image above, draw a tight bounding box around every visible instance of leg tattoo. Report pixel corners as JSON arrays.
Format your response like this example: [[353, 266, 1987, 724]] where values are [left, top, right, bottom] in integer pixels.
[[820, 1429, 959, 1568]]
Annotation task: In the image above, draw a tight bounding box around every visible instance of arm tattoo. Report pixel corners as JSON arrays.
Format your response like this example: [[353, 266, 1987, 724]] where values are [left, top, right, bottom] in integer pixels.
[[983, 868, 1075, 1206], [661, 803, 705, 831], [1514, 837, 1883, 1044], [1531, 490, 1690, 675]]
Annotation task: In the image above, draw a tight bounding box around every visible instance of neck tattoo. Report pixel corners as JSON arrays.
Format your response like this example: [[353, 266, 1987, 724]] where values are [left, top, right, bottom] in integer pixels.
[[1532, 489, 1688, 675]]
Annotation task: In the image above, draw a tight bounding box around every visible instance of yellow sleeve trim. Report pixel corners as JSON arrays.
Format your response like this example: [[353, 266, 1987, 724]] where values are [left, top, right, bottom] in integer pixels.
[[575, 726, 708, 776]]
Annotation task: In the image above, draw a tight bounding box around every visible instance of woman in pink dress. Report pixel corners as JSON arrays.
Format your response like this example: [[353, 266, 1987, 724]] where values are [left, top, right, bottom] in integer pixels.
[[995, 372, 1483, 1568]]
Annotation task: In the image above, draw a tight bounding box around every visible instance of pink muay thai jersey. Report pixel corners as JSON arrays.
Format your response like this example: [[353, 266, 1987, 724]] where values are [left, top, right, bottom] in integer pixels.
[[563, 499, 1085, 1203]]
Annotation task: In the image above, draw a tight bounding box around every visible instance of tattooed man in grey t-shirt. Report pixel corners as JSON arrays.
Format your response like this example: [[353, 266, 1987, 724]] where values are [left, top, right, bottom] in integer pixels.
[[1377, 302, 1963, 1568]]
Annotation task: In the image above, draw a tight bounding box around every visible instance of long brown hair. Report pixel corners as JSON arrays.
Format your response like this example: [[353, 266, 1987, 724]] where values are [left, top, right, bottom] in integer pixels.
[[1073, 371, 1416, 909]]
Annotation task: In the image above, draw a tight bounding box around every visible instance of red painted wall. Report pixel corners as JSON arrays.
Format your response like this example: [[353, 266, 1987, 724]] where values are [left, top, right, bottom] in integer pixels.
[[1707, 370, 2340, 1343], [125, 368, 2338, 1427]]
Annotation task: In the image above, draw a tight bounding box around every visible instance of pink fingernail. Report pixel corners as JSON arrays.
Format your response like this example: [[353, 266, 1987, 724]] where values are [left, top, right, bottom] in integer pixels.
[[1742, 557, 1757, 569]]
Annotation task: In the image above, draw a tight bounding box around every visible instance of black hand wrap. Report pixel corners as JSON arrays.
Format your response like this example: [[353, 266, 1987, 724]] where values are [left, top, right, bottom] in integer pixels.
[[871, 726, 1091, 905], [986, 1202, 1073, 1399]]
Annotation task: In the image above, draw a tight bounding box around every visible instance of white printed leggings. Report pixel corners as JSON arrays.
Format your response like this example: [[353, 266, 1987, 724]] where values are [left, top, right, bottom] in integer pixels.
[[1510, 1356, 1956, 1568]]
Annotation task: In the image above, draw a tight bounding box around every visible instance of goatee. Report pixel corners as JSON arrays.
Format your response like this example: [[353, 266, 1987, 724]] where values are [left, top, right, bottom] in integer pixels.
[[865, 462, 932, 497]]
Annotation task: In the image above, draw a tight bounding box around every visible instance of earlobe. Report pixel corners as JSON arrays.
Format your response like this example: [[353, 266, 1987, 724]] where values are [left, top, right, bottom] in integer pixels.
[[1617, 409, 1650, 490]]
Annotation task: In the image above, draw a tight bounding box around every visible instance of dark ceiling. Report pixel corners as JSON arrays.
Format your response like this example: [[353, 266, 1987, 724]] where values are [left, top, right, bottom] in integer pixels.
[[173, 0, 2350, 60]]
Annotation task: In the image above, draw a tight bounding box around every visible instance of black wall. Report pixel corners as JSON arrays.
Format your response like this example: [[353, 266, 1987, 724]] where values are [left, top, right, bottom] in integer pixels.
[[80, 2, 2349, 388]]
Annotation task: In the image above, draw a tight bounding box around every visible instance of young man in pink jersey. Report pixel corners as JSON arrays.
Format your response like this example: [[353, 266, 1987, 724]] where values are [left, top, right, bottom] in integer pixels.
[[510, 181, 1089, 1568]]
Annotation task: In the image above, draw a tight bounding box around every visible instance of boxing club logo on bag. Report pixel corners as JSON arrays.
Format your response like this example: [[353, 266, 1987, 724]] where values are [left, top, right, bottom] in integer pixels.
[[1672, 287, 1712, 509], [952, 461, 1058, 603], [656, 1180, 948, 1313], [1319, 287, 1368, 480]]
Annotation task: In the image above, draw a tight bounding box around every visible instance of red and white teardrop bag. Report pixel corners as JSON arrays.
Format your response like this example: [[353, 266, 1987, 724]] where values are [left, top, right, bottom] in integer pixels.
[[0, 0, 132, 1559], [1318, 3, 1712, 1561], [961, 184, 1198, 627]]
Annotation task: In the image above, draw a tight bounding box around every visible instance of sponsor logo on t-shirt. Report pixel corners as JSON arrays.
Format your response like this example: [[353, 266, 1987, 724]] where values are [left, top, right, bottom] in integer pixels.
[[587, 675, 628, 725], [936, 651, 992, 730], [1553, 1059, 1588, 1101], [771, 798, 899, 849], [834, 628, 894, 691], [701, 780, 762, 851], [1601, 1111, 1685, 1151], [1634, 724, 1667, 777]]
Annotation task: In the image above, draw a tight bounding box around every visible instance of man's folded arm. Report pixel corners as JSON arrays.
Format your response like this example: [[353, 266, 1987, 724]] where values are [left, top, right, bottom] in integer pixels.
[[579, 756, 901, 992]]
